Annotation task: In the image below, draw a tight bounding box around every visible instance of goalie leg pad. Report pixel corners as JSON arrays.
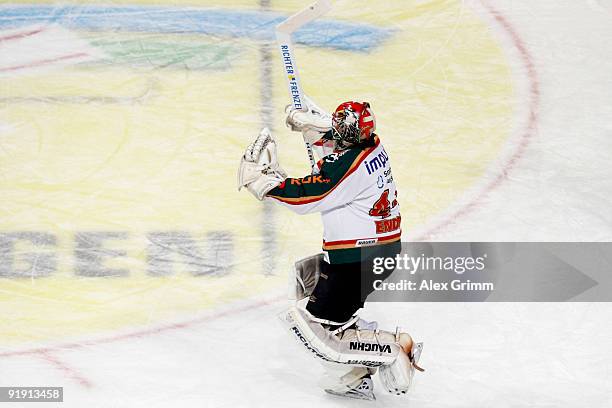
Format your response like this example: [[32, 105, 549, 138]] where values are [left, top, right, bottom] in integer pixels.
[[379, 341, 424, 395], [281, 302, 424, 395], [282, 302, 400, 367], [293, 253, 325, 300]]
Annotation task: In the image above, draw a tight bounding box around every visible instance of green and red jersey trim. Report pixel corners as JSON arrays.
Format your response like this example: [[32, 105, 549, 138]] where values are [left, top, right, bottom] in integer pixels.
[[322, 230, 402, 250], [267, 136, 380, 205]]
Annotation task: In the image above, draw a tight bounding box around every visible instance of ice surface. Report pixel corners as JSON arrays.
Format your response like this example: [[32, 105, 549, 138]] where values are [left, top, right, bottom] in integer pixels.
[[0, 1, 611, 407]]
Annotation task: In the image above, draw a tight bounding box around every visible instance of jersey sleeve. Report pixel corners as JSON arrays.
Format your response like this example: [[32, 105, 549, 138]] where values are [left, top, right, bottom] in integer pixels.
[[265, 146, 373, 215]]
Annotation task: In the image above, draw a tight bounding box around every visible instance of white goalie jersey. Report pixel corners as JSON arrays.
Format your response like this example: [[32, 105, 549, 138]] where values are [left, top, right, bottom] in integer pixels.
[[266, 134, 401, 264]]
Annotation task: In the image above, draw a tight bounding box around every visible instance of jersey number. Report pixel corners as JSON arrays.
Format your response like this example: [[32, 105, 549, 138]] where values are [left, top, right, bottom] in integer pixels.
[[369, 189, 395, 218]]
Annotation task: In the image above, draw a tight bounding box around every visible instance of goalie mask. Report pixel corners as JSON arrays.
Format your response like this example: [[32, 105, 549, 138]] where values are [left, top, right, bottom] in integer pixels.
[[331, 101, 376, 149]]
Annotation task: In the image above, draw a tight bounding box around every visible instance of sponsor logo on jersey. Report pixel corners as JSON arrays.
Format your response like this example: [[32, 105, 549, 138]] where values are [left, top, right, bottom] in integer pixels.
[[364, 148, 389, 175], [289, 175, 331, 186], [324, 153, 340, 163], [324, 150, 348, 164], [349, 341, 393, 353], [375, 215, 401, 234], [356, 238, 378, 247]]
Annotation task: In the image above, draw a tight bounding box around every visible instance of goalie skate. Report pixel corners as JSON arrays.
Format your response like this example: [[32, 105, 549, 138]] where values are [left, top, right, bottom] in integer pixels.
[[324, 375, 376, 401]]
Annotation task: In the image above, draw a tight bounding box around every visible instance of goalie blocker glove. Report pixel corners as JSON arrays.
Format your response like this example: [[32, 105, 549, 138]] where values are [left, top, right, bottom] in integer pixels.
[[285, 95, 333, 143]]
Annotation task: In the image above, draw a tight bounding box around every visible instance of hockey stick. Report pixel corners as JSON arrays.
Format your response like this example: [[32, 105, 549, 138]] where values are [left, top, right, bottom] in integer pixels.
[[276, 0, 332, 174]]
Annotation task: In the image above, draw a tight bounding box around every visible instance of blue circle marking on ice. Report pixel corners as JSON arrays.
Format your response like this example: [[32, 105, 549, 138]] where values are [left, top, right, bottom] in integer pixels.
[[0, 5, 394, 52]]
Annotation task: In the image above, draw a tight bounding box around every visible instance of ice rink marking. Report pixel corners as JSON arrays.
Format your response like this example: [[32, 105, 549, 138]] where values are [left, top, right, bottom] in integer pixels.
[[0, 295, 284, 358], [0, 1, 527, 355], [38, 351, 93, 388], [413, 0, 540, 239], [0, 294, 284, 387], [0, 51, 89, 73], [0, 0, 536, 388], [0, 26, 43, 42], [0, 5, 393, 52]]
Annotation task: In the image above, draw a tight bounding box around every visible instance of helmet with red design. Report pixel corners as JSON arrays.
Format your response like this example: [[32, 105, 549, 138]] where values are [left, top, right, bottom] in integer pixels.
[[331, 101, 376, 148]]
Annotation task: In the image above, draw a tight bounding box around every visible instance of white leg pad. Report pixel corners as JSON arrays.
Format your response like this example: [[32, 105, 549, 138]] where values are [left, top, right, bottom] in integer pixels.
[[281, 303, 399, 367], [279, 300, 424, 396], [379, 342, 423, 395]]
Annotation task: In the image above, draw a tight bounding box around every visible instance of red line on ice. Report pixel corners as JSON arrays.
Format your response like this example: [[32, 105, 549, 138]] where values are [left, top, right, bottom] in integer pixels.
[[0, 52, 89, 73], [0, 0, 540, 388], [0, 296, 282, 388], [417, 1, 540, 239], [38, 351, 93, 388], [0, 296, 283, 359], [0, 27, 44, 42]]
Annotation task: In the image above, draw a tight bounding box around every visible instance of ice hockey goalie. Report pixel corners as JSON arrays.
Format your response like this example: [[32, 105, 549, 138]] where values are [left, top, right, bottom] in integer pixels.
[[238, 99, 423, 400]]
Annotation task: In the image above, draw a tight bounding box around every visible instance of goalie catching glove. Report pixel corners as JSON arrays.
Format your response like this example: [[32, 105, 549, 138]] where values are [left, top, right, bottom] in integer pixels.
[[237, 127, 287, 200]]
